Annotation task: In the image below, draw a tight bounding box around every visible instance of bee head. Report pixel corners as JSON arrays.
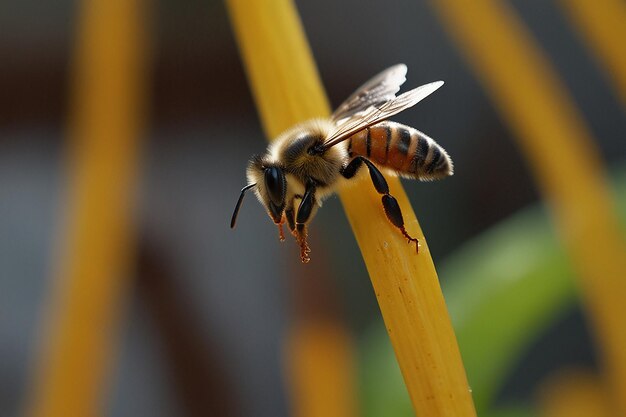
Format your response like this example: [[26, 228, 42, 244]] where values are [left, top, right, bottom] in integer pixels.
[[231, 155, 288, 226]]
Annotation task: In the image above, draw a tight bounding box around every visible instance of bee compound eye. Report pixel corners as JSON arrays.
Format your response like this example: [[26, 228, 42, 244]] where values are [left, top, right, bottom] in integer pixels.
[[264, 166, 286, 207]]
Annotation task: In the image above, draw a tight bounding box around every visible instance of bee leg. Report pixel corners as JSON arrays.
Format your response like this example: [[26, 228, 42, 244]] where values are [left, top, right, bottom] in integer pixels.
[[341, 157, 420, 253], [277, 221, 286, 242], [295, 224, 310, 263], [285, 207, 296, 235], [339, 156, 364, 180], [295, 181, 317, 263], [381, 195, 420, 253]]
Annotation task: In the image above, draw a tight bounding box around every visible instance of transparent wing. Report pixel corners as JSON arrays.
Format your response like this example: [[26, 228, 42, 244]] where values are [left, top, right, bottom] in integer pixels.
[[331, 64, 408, 123], [322, 80, 444, 150]]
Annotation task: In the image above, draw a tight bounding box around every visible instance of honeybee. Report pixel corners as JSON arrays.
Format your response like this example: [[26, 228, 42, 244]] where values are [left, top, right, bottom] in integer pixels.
[[230, 64, 453, 263]]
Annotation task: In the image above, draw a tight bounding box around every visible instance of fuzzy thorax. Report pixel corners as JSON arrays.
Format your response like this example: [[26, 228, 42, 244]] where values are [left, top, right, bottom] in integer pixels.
[[246, 119, 348, 222]]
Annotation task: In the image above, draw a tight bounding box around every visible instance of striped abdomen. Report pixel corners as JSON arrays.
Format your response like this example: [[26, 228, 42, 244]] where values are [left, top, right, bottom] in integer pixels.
[[346, 121, 453, 180]]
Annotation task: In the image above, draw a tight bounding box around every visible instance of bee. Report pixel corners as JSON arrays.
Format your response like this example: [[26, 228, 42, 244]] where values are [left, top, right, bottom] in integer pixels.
[[230, 64, 453, 263]]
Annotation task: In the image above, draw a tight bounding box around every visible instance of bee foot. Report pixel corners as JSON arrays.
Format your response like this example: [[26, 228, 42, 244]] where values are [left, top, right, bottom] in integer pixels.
[[296, 225, 311, 263], [299, 242, 311, 263], [401, 228, 420, 254], [277, 223, 285, 242]]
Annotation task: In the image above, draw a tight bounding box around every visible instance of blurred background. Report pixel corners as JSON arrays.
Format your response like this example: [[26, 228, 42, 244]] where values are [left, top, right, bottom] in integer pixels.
[[1, 0, 625, 416]]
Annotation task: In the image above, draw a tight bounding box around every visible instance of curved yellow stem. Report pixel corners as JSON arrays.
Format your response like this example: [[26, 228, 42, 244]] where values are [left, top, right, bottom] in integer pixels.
[[227, 1, 476, 416], [538, 370, 611, 417], [432, 0, 626, 414], [26, 0, 147, 416], [559, 0, 626, 109]]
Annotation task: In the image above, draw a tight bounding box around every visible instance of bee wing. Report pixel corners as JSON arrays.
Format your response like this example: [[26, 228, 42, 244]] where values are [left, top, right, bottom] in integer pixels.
[[331, 64, 408, 123], [323, 80, 444, 150]]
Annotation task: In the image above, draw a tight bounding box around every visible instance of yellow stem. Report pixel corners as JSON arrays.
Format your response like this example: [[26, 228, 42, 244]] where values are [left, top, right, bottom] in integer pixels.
[[227, 0, 476, 416], [558, 0, 626, 109], [284, 244, 359, 417], [431, 1, 626, 414], [25, 0, 148, 416], [285, 322, 358, 417], [537, 370, 611, 417]]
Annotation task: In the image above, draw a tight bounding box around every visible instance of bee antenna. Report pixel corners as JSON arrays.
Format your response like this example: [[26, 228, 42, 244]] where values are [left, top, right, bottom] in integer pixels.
[[230, 183, 256, 229]]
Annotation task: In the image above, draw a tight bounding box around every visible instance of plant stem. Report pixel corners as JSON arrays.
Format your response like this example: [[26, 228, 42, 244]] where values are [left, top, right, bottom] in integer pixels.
[[26, 0, 148, 416], [227, 1, 477, 415], [432, 0, 626, 414]]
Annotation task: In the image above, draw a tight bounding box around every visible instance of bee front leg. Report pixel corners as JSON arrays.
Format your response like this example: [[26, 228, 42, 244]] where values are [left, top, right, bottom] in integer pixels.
[[285, 206, 296, 235], [341, 157, 419, 253], [294, 181, 317, 263], [277, 221, 286, 242]]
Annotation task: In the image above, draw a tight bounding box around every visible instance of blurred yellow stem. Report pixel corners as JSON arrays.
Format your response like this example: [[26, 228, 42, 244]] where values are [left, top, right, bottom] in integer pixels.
[[537, 370, 611, 417], [432, 1, 626, 415], [227, 1, 476, 416], [286, 323, 358, 417], [26, 0, 147, 416], [558, 0, 626, 109]]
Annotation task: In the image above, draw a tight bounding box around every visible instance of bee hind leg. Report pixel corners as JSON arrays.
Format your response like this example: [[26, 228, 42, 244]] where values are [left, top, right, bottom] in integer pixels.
[[341, 157, 420, 253], [381, 195, 420, 253]]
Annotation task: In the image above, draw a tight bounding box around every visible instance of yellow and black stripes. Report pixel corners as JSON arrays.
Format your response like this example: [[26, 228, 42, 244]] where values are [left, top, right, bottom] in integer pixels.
[[346, 121, 453, 180]]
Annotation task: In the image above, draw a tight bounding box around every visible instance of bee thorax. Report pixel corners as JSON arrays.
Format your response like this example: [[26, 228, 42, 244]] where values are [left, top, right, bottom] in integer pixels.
[[272, 122, 346, 187]]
